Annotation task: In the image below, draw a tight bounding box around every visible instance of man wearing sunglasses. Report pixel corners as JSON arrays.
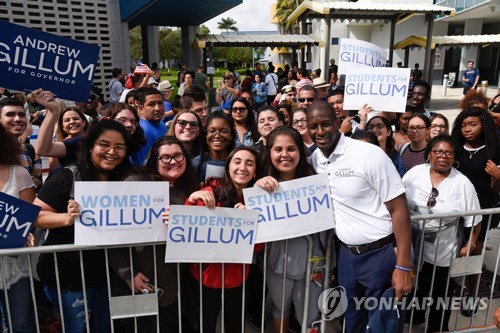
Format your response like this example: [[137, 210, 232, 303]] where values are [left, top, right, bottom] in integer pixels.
[[297, 85, 318, 109]]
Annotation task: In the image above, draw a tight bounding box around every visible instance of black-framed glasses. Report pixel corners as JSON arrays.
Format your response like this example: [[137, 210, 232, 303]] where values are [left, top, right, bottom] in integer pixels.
[[158, 153, 185, 164], [367, 123, 385, 131], [488, 102, 499, 112], [231, 107, 247, 113], [207, 128, 231, 136], [427, 187, 439, 208], [95, 141, 127, 153], [298, 97, 315, 103], [292, 118, 307, 126], [432, 150, 454, 158], [176, 120, 199, 128], [408, 126, 427, 132]]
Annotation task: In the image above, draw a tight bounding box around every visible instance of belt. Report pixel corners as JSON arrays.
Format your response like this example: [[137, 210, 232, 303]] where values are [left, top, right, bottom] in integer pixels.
[[343, 233, 395, 255]]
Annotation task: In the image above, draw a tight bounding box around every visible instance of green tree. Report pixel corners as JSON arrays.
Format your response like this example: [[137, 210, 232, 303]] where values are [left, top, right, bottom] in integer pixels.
[[275, 0, 303, 34], [129, 26, 143, 61], [158, 27, 182, 63], [217, 17, 238, 33], [199, 24, 210, 35]]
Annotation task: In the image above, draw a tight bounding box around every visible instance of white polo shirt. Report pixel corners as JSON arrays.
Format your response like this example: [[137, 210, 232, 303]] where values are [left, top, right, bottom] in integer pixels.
[[310, 135, 406, 245]]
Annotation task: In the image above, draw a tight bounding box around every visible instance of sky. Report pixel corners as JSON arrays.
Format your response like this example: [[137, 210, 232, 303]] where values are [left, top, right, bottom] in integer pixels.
[[204, 0, 276, 33]]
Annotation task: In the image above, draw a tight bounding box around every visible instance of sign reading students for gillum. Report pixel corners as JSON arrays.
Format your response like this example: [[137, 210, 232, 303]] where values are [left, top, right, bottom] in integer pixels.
[[0, 192, 40, 249], [343, 67, 411, 113], [243, 174, 334, 243], [338, 38, 387, 74], [165, 206, 259, 263], [0, 20, 100, 102], [74, 182, 169, 246]]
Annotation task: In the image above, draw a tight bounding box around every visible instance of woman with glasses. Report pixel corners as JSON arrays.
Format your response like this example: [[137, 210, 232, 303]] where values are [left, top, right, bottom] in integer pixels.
[[252, 74, 268, 112], [34, 120, 131, 333], [402, 135, 481, 332], [104, 103, 146, 166], [394, 109, 415, 151], [166, 110, 203, 157], [193, 111, 236, 182], [451, 106, 500, 316], [428, 113, 449, 139], [400, 113, 430, 171], [183, 146, 262, 333], [292, 108, 316, 154], [366, 116, 406, 177], [109, 136, 198, 332], [229, 97, 260, 148]]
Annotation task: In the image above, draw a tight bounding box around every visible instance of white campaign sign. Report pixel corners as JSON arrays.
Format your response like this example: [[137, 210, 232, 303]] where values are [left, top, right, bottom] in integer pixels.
[[74, 182, 169, 245], [243, 174, 334, 243], [338, 38, 387, 74], [165, 205, 259, 263], [343, 67, 411, 113]]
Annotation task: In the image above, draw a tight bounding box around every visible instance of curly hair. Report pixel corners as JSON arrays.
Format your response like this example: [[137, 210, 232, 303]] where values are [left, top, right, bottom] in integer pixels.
[[56, 107, 89, 141], [459, 89, 489, 110], [262, 126, 315, 179], [451, 106, 497, 160], [0, 125, 21, 165], [103, 102, 146, 154]]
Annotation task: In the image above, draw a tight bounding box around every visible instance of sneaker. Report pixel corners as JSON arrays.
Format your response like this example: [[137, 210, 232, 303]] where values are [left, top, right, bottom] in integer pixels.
[[461, 297, 478, 317]]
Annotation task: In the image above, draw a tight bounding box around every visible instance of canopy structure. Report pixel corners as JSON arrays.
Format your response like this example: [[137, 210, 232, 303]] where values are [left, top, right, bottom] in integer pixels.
[[287, 0, 456, 82]]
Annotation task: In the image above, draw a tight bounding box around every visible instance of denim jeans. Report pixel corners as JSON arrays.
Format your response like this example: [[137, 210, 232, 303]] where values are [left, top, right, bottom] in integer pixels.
[[0, 277, 36, 333], [45, 283, 111, 333]]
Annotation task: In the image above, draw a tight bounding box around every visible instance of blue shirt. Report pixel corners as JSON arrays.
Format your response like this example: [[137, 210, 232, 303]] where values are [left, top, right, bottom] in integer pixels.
[[136, 119, 167, 165], [235, 131, 255, 147]]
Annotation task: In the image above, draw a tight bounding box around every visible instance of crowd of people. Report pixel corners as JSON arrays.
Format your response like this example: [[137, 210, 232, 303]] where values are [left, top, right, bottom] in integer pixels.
[[0, 58, 499, 333]]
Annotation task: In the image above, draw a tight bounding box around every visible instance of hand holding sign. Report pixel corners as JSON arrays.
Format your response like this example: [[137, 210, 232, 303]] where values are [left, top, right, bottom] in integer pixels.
[[66, 199, 80, 226], [33, 89, 65, 114], [254, 176, 280, 193], [188, 190, 216, 209]]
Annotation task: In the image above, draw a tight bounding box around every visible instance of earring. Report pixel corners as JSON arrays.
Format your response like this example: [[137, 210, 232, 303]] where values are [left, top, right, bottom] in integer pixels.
[[425, 159, 430, 164], [453, 161, 460, 168]]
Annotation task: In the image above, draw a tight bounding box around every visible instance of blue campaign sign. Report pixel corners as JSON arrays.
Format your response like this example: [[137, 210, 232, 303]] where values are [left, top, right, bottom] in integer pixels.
[[0, 192, 41, 249], [0, 20, 100, 102]]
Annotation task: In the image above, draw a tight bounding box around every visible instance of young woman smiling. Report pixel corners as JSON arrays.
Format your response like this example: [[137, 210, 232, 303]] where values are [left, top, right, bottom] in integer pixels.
[[193, 111, 235, 182], [400, 113, 430, 171], [166, 110, 203, 157]]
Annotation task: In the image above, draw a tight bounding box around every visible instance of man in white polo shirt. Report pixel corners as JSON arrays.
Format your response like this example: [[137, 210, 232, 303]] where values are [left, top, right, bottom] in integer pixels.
[[306, 101, 413, 333]]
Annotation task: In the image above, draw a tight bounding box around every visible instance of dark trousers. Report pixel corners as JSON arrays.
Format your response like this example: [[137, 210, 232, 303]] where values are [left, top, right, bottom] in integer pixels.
[[411, 262, 452, 333], [338, 242, 396, 333], [183, 274, 244, 333]]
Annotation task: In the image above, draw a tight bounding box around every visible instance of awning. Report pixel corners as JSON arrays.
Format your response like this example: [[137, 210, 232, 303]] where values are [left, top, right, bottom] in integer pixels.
[[287, 0, 456, 24], [394, 34, 500, 49], [194, 34, 323, 49]]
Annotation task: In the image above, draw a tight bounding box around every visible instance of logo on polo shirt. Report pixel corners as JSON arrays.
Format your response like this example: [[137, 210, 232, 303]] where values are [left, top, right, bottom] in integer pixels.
[[335, 168, 354, 177]]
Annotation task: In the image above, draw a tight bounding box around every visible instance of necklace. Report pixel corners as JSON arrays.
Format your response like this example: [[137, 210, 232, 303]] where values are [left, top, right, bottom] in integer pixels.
[[463, 144, 485, 159]]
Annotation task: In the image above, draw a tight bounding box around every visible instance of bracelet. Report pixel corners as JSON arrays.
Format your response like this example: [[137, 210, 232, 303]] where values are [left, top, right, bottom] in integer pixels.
[[395, 265, 412, 272], [469, 242, 476, 248]]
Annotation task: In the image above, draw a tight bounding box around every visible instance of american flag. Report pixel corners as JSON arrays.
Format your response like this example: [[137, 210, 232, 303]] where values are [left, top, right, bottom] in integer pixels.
[[134, 64, 150, 74]]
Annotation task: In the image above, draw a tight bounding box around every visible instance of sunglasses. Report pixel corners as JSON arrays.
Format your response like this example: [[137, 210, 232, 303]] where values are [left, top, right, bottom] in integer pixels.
[[298, 97, 315, 103], [427, 187, 439, 209], [177, 120, 199, 128], [231, 107, 247, 113]]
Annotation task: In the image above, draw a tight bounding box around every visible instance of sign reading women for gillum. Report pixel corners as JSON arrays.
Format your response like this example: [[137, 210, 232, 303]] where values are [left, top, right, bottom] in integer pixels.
[[0, 20, 100, 102], [165, 206, 259, 263], [74, 182, 169, 245], [243, 174, 334, 243]]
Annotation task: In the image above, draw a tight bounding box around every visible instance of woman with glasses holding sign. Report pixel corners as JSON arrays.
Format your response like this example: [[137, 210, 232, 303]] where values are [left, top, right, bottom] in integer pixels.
[[183, 146, 261, 333], [255, 126, 327, 333], [451, 106, 500, 317], [400, 113, 430, 171], [109, 136, 199, 332], [33, 120, 131, 333], [402, 135, 481, 332], [166, 110, 203, 157], [366, 115, 406, 177]]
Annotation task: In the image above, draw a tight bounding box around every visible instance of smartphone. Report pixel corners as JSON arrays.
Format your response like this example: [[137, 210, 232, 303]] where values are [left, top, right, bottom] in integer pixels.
[[145, 282, 164, 299], [218, 80, 224, 89]]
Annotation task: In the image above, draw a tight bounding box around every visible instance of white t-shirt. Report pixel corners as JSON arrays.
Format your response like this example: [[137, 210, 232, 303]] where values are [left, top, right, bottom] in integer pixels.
[[265, 73, 279, 95], [310, 135, 405, 245], [402, 164, 481, 267]]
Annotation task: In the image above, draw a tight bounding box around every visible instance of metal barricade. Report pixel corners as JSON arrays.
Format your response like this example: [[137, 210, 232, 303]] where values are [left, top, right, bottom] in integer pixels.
[[1, 208, 499, 333]]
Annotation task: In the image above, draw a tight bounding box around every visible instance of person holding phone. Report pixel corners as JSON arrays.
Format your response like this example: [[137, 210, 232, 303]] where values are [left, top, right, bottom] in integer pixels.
[[215, 72, 241, 107]]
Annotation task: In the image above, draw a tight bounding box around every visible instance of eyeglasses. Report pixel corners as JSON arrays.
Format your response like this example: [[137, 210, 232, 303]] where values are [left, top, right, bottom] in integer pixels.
[[207, 128, 231, 136], [367, 123, 386, 131], [292, 118, 307, 126], [177, 119, 199, 128], [158, 153, 185, 164], [488, 102, 499, 112], [115, 117, 137, 127], [407, 126, 427, 132], [427, 187, 439, 209], [430, 124, 447, 130], [95, 141, 127, 153], [231, 107, 247, 113], [432, 150, 454, 158], [298, 97, 315, 103]]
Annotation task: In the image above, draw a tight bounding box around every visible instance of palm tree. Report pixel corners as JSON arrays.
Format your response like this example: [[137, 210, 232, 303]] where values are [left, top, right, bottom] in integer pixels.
[[217, 17, 238, 33], [275, 0, 303, 34]]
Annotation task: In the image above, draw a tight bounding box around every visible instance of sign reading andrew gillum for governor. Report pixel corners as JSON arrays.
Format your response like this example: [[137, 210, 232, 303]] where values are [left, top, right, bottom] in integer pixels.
[[0, 20, 100, 102]]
